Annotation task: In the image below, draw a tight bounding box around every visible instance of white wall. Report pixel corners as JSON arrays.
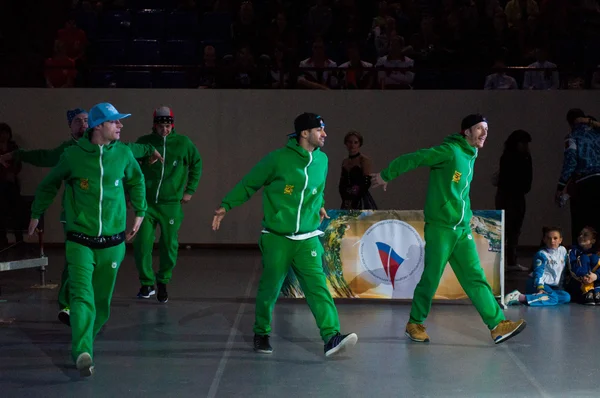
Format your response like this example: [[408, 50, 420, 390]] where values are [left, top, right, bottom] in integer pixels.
[[1, 89, 598, 245]]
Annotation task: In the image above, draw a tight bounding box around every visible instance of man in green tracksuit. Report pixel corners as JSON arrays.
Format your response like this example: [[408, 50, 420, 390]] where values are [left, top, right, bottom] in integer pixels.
[[29, 102, 147, 377], [371, 114, 527, 344], [0, 108, 161, 326], [133, 107, 202, 303], [212, 113, 358, 357]]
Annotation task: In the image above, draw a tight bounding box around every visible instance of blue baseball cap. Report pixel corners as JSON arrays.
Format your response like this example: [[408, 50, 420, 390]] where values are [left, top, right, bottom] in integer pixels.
[[88, 102, 131, 128]]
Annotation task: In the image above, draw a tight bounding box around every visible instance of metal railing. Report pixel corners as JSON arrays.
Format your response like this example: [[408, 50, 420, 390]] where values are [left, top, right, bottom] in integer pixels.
[[24, 64, 600, 90]]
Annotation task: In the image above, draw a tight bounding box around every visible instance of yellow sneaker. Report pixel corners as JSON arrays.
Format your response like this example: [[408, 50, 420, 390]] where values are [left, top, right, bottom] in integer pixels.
[[491, 319, 526, 344], [405, 322, 430, 342]]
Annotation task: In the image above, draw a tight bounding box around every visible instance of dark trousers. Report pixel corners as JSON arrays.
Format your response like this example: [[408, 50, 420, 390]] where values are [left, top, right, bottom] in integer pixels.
[[0, 181, 24, 245], [570, 176, 600, 245], [495, 191, 526, 266]]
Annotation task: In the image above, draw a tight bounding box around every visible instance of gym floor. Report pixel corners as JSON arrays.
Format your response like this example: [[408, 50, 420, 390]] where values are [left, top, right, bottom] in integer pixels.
[[1, 246, 598, 398]]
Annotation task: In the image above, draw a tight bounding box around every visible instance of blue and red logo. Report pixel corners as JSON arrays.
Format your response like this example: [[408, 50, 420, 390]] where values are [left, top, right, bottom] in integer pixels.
[[375, 242, 404, 288], [358, 219, 424, 294]]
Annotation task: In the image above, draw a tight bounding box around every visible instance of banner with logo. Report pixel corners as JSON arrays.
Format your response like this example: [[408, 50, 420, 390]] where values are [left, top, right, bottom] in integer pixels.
[[280, 210, 503, 300]]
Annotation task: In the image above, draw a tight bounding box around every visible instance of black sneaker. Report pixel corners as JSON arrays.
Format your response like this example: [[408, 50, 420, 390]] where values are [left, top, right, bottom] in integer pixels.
[[58, 307, 71, 326], [137, 285, 155, 299], [157, 283, 168, 303], [584, 291, 595, 305], [594, 291, 600, 305], [253, 334, 273, 354], [324, 332, 358, 357]]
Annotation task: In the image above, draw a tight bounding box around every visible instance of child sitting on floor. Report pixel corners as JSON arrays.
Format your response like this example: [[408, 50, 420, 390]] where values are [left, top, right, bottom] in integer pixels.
[[505, 226, 570, 306], [566, 226, 600, 305]]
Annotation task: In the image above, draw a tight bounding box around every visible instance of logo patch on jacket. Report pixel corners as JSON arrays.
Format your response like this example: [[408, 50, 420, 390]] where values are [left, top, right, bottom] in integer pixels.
[[452, 171, 462, 183], [80, 178, 89, 190], [284, 185, 294, 195]]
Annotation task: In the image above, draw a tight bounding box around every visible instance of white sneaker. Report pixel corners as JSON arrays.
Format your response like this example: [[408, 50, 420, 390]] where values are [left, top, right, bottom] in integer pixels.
[[505, 290, 522, 306], [76, 352, 94, 377]]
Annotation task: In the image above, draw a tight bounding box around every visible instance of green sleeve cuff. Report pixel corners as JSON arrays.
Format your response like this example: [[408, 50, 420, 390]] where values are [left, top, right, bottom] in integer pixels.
[[380, 169, 390, 182]]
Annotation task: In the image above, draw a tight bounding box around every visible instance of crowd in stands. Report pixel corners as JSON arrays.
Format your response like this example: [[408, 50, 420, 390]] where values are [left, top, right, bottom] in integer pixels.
[[2, 0, 600, 89]]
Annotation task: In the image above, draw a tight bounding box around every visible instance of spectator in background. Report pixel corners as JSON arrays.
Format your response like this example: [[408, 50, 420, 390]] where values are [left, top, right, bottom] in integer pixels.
[[376, 35, 414, 89], [484, 56, 519, 89], [197, 45, 220, 89], [504, 226, 570, 307], [307, 0, 333, 39], [231, 1, 262, 56], [224, 46, 260, 89], [267, 43, 293, 89], [522, 48, 559, 89], [331, 0, 362, 42], [297, 37, 338, 90], [338, 42, 374, 89], [505, 0, 539, 29], [44, 40, 77, 88], [56, 16, 88, 61], [266, 12, 298, 58], [339, 131, 377, 210], [556, 109, 600, 244], [494, 130, 532, 272], [0, 123, 23, 247], [565, 226, 600, 305], [371, 16, 397, 57]]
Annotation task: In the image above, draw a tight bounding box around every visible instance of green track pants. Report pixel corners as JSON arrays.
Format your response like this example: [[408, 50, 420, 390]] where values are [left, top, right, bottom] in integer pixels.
[[66, 240, 125, 362], [254, 233, 340, 343], [409, 224, 505, 330], [58, 223, 69, 310], [134, 203, 183, 286]]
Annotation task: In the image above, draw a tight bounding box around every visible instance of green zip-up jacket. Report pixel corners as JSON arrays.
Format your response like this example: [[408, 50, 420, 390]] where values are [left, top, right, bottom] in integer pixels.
[[380, 134, 478, 230], [15, 136, 155, 222], [31, 133, 147, 237], [220, 139, 327, 236], [14, 137, 156, 167], [136, 129, 202, 205]]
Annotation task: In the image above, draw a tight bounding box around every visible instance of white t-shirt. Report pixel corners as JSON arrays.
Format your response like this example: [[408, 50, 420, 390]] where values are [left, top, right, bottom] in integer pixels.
[[375, 55, 415, 86]]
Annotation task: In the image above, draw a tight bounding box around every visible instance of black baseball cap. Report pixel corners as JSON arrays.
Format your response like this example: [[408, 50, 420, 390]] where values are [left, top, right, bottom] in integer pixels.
[[461, 114, 488, 131], [566, 108, 586, 125], [288, 113, 325, 137]]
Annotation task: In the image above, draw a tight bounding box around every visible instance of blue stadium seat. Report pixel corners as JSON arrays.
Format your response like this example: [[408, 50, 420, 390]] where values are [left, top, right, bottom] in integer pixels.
[[132, 10, 165, 39], [87, 70, 116, 88], [162, 40, 198, 65], [166, 11, 199, 39], [158, 71, 190, 88], [97, 11, 131, 40], [200, 12, 232, 41], [92, 40, 127, 65], [119, 71, 153, 88], [130, 40, 161, 65]]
